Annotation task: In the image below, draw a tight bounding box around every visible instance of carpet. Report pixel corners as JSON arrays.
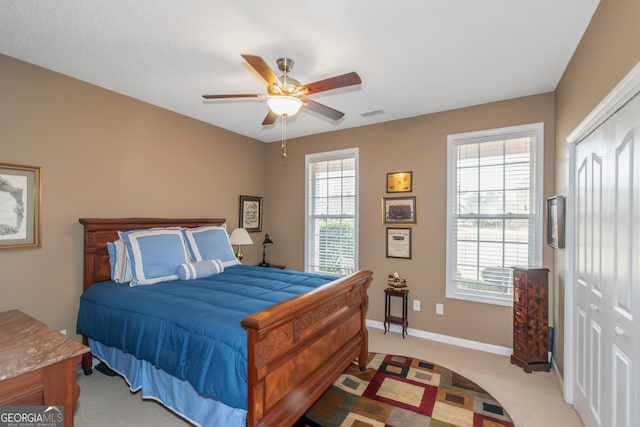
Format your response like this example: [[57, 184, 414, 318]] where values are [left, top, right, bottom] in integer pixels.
[[296, 353, 515, 427]]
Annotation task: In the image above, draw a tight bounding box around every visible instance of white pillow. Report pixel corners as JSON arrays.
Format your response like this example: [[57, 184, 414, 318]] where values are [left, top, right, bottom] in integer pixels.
[[181, 225, 239, 267], [118, 227, 190, 286], [106, 239, 131, 284], [176, 259, 224, 280]]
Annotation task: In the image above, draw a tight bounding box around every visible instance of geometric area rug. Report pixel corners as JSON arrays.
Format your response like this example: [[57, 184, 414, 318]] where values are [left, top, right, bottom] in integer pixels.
[[295, 353, 515, 427]]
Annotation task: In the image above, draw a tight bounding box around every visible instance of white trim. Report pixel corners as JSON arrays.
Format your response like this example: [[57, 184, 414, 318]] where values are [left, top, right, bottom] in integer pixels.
[[564, 61, 640, 403], [366, 319, 512, 356]]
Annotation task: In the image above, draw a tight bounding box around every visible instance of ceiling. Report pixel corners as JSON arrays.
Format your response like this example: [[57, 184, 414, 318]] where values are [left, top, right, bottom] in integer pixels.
[[0, 0, 599, 143]]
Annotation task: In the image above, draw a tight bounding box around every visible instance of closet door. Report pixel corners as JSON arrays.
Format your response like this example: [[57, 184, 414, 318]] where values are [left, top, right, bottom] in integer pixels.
[[572, 93, 640, 427], [609, 94, 640, 427]]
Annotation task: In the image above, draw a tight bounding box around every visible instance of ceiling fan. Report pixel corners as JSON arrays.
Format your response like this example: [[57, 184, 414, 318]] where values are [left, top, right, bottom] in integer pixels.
[[202, 54, 362, 125]]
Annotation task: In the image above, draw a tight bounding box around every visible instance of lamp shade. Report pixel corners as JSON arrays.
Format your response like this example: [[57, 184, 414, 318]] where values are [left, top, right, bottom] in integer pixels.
[[229, 228, 253, 246], [267, 96, 303, 116], [262, 234, 273, 246]]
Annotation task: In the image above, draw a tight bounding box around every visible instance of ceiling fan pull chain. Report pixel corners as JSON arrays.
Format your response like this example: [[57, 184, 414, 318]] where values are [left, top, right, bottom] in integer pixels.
[[281, 116, 287, 158]]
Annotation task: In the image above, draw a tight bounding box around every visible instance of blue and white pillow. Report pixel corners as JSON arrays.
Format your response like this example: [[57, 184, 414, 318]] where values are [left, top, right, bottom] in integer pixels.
[[176, 259, 224, 280], [181, 225, 239, 266], [118, 227, 190, 286], [106, 239, 132, 284]]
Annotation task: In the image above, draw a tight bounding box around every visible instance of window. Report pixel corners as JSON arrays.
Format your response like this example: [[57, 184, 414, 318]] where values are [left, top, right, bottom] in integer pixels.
[[446, 123, 544, 306], [305, 148, 358, 275]]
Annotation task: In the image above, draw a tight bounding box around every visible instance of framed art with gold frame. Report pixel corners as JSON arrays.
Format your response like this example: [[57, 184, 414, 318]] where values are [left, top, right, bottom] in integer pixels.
[[382, 196, 417, 225], [0, 163, 41, 250], [386, 171, 413, 193]]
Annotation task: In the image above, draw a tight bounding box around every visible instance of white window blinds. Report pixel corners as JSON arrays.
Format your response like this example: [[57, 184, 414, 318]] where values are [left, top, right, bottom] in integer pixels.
[[305, 148, 358, 275], [446, 124, 543, 305]]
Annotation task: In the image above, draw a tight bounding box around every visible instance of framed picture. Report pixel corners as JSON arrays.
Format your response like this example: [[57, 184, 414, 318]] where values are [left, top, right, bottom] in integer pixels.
[[386, 228, 412, 259], [239, 195, 262, 232], [547, 196, 565, 248], [0, 163, 41, 250], [382, 196, 417, 225], [386, 171, 413, 193]]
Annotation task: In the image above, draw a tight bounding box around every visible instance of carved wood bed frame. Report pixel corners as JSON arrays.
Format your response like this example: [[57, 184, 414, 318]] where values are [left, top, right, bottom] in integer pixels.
[[79, 218, 372, 427]]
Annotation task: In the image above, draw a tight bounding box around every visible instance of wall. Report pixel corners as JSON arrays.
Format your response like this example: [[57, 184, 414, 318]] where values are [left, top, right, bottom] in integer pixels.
[[264, 93, 556, 350], [554, 0, 640, 377], [0, 54, 267, 338]]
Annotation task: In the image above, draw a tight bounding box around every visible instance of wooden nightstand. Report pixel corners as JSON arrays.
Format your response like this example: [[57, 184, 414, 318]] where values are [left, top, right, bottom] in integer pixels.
[[384, 288, 409, 338], [256, 264, 286, 270], [0, 310, 89, 427]]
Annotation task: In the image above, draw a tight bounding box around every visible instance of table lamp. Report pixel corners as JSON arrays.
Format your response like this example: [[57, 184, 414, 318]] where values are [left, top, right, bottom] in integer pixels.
[[258, 234, 274, 267], [229, 228, 253, 261]]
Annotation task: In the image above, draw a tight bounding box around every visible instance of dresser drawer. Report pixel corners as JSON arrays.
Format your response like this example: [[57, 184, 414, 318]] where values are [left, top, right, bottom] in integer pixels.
[[513, 270, 527, 289], [513, 336, 528, 359], [514, 306, 527, 325], [514, 287, 527, 306]]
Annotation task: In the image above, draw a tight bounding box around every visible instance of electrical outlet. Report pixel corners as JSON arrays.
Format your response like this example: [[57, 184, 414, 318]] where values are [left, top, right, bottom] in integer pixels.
[[413, 299, 421, 311], [436, 304, 444, 315]]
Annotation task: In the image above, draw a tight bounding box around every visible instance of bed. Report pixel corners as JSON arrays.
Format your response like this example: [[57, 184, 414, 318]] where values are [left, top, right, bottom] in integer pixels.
[[76, 217, 372, 427]]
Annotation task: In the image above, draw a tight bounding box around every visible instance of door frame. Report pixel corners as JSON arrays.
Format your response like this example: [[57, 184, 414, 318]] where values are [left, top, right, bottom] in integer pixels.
[[564, 62, 640, 403]]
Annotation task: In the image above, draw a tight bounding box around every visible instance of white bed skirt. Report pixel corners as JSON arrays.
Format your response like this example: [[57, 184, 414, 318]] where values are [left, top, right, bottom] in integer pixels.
[[89, 339, 247, 427]]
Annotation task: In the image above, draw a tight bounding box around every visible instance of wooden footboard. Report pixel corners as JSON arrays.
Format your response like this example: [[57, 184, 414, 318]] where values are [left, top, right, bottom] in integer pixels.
[[242, 269, 372, 427], [78, 218, 372, 426]]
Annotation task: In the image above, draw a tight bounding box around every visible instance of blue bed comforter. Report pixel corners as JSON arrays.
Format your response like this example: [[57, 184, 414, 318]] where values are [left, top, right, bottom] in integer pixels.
[[76, 265, 336, 410]]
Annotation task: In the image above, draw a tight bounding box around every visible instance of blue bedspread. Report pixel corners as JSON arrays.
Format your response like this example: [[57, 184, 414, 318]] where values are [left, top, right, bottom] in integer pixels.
[[76, 265, 336, 410]]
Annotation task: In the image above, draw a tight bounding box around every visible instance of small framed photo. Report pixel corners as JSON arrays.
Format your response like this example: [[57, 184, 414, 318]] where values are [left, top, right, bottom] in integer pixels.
[[547, 196, 565, 248], [0, 163, 41, 250], [382, 196, 417, 225], [386, 228, 412, 259], [387, 171, 413, 193], [239, 195, 262, 232]]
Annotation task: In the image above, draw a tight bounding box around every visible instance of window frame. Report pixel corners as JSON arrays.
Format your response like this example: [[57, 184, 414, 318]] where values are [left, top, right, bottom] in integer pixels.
[[445, 123, 544, 306], [304, 148, 359, 276]]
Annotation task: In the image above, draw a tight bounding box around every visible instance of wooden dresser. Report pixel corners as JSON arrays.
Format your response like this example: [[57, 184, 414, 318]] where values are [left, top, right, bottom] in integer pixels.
[[510, 267, 550, 373], [0, 310, 89, 427]]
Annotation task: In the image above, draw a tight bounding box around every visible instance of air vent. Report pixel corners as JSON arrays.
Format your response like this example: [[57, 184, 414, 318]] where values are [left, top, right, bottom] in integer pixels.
[[360, 109, 385, 118]]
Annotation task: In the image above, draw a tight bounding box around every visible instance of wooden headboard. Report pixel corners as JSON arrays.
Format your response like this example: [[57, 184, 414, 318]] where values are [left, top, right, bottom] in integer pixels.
[[78, 218, 226, 291]]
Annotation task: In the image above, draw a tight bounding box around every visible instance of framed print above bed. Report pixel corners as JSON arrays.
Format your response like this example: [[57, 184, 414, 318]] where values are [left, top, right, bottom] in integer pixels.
[[239, 195, 262, 232], [0, 163, 41, 250]]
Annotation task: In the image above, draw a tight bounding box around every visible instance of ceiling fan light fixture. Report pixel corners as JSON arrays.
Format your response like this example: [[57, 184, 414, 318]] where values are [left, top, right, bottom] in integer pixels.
[[267, 96, 303, 117]]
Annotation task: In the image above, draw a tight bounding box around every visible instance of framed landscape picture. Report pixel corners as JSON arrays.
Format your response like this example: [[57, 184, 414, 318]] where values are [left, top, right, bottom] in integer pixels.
[[0, 163, 41, 250], [239, 195, 262, 232]]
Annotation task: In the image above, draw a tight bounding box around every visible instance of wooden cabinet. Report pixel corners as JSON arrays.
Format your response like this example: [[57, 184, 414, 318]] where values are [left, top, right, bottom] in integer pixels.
[[0, 310, 89, 427], [510, 267, 550, 373]]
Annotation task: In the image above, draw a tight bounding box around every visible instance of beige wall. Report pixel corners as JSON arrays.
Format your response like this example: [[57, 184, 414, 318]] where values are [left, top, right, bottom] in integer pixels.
[[265, 93, 556, 350], [0, 54, 267, 337], [554, 0, 640, 376], [6, 0, 636, 382]]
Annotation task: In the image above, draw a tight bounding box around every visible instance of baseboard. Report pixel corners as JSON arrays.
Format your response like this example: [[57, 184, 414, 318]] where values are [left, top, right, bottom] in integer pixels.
[[366, 319, 512, 356]]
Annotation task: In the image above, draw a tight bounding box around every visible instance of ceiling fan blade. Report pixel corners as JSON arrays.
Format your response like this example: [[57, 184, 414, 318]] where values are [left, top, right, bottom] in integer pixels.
[[262, 110, 278, 126], [241, 54, 281, 86], [303, 99, 345, 120], [300, 72, 361, 95], [202, 94, 262, 99]]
